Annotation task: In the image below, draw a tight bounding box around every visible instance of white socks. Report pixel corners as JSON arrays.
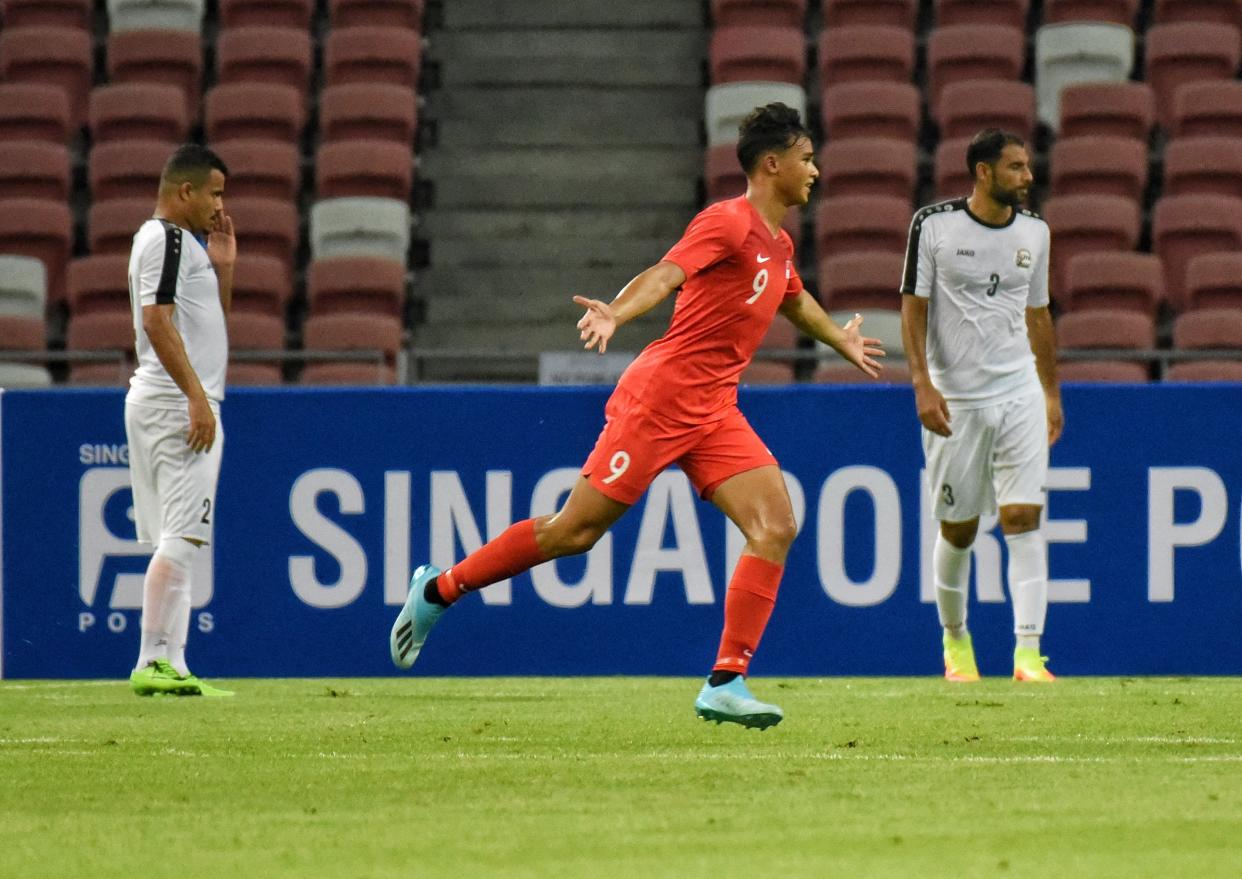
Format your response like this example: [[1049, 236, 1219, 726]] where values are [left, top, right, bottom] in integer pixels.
[[135, 537, 198, 675], [1005, 529, 1048, 650], [934, 534, 972, 638]]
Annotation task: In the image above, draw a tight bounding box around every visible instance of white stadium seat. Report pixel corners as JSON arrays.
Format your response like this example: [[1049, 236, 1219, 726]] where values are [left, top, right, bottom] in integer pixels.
[[705, 81, 807, 147], [1035, 23, 1136, 130], [310, 197, 411, 264]]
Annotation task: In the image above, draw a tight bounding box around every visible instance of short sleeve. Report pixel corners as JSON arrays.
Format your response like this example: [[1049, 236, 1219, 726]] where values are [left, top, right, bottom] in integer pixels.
[[784, 255, 804, 299], [135, 223, 183, 307], [1026, 222, 1050, 308], [900, 210, 934, 298], [662, 205, 747, 279]]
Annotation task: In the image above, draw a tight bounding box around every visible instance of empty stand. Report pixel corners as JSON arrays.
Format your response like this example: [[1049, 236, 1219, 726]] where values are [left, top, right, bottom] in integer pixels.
[[1050, 135, 1148, 203], [226, 312, 285, 384], [1152, 194, 1242, 310], [1057, 309, 1154, 378], [0, 141, 71, 201], [1169, 308, 1242, 382], [225, 361, 284, 385], [308, 257, 405, 317], [0, 198, 71, 304], [821, 0, 916, 29], [107, 30, 203, 118], [0, 26, 93, 129], [319, 83, 418, 145], [1171, 81, 1242, 138], [818, 25, 915, 86], [329, 0, 424, 29], [89, 140, 172, 202], [66, 255, 129, 316], [933, 136, 972, 199], [1062, 252, 1163, 314], [0, 255, 45, 327], [1059, 361, 1149, 381], [1034, 23, 1135, 129], [1144, 23, 1242, 129], [213, 140, 301, 201], [215, 27, 313, 98], [0, 0, 92, 29], [310, 197, 411, 264], [204, 83, 305, 144], [1042, 194, 1142, 301], [226, 198, 300, 279], [299, 362, 397, 385], [926, 24, 1026, 112], [107, 0, 203, 32], [1165, 360, 1242, 381], [712, 0, 806, 28], [301, 312, 403, 381], [315, 140, 413, 200], [88, 199, 154, 255], [324, 26, 423, 88], [1184, 252, 1242, 310], [1058, 81, 1154, 140], [818, 139, 917, 200], [228, 254, 292, 316], [1163, 137, 1242, 198], [218, 0, 313, 29], [705, 144, 746, 200], [1043, 0, 1137, 25], [0, 83, 71, 143], [1154, 0, 1242, 28], [65, 308, 134, 384], [817, 253, 905, 311], [709, 26, 805, 85], [814, 195, 911, 260], [706, 82, 807, 146], [89, 83, 188, 144], [935, 0, 1028, 28], [935, 80, 1035, 139], [821, 82, 920, 142], [739, 361, 795, 384], [814, 360, 911, 384], [0, 315, 44, 350]]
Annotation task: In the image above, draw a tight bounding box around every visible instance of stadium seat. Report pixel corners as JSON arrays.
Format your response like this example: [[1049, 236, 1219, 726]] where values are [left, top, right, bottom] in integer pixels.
[[820, 82, 920, 143], [1034, 23, 1135, 130], [301, 312, 403, 370], [706, 82, 808, 147], [1062, 252, 1163, 314], [106, 0, 203, 31], [227, 198, 300, 280], [1163, 137, 1242, 198], [226, 311, 285, 361], [1170, 81, 1242, 139], [712, 0, 806, 27], [705, 144, 746, 200], [0, 141, 71, 201], [1042, 195, 1142, 301], [229, 254, 292, 316], [1058, 82, 1155, 141], [1153, 194, 1242, 310], [1144, 23, 1242, 129], [315, 140, 413, 201], [1184, 252, 1242, 310], [310, 197, 411, 264], [299, 362, 398, 385], [0, 255, 46, 318], [0, 83, 71, 143], [307, 257, 406, 317], [1168, 307, 1242, 382], [0, 362, 52, 387], [1043, 0, 1137, 25], [813, 360, 910, 384], [89, 84, 189, 144], [760, 316, 799, 350], [709, 26, 806, 85], [106, 30, 203, 119], [0, 315, 45, 351], [935, 0, 1028, 28], [1050, 135, 1148, 203], [215, 27, 313, 98], [1059, 360, 1149, 381], [818, 138, 917, 200], [89, 140, 171, 202], [821, 0, 916, 29], [933, 136, 972, 200], [0, 0, 92, 29], [814, 195, 911, 261], [329, 0, 425, 29], [739, 361, 795, 384], [0, 26, 93, 129], [1154, 0, 1242, 28], [65, 308, 135, 385], [817, 253, 905, 311], [226, 361, 284, 385], [87, 198, 153, 255], [324, 26, 423, 88], [1057, 309, 1155, 373], [218, 0, 312, 29], [1165, 360, 1242, 381], [204, 83, 304, 144], [213, 140, 301, 202], [935, 80, 1035, 140], [0, 198, 71, 304], [66, 255, 130, 316], [926, 25, 1026, 113], [818, 25, 915, 86], [319, 84, 418, 145]]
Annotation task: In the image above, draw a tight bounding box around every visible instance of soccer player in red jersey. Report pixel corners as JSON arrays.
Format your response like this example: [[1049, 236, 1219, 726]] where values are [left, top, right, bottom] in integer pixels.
[[390, 103, 885, 727]]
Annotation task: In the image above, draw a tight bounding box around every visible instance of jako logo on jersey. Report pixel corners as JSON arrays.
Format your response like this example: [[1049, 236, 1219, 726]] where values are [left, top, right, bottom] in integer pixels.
[[956, 248, 975, 257], [1016, 248, 1032, 268]]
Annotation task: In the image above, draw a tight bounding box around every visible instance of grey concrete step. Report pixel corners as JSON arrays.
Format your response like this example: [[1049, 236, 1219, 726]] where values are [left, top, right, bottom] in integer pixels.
[[435, 114, 700, 148], [421, 147, 701, 180], [443, 0, 703, 30], [428, 86, 703, 122], [418, 208, 694, 240], [429, 235, 670, 268], [430, 170, 697, 209], [412, 316, 670, 358], [418, 267, 631, 300]]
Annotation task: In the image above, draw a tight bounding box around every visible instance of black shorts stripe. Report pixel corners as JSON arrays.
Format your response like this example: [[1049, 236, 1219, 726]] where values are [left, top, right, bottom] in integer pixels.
[[155, 222, 182, 305]]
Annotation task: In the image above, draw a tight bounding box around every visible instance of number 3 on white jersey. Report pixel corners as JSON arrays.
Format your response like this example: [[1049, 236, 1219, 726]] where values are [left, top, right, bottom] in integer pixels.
[[746, 268, 769, 304], [602, 450, 631, 484]]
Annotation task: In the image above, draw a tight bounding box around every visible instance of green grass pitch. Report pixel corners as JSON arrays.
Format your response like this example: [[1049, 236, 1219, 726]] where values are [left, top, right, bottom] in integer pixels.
[[1, 677, 1239, 879]]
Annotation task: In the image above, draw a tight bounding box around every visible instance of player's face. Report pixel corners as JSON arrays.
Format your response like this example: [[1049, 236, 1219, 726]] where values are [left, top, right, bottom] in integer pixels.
[[986, 144, 1033, 208], [775, 136, 818, 206], [183, 169, 226, 236]]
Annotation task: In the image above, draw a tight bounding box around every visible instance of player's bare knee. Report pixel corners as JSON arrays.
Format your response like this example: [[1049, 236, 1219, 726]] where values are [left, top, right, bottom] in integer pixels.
[[1000, 506, 1041, 534], [746, 516, 797, 557], [940, 519, 978, 548]]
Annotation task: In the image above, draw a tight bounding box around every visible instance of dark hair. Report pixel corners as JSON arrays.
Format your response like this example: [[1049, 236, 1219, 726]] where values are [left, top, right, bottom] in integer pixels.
[[161, 144, 229, 188], [965, 128, 1025, 179], [736, 102, 811, 174]]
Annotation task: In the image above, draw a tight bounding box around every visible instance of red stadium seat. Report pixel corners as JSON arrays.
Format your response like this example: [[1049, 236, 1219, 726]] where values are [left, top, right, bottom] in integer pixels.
[[89, 140, 171, 202], [0, 83, 71, 143], [740, 361, 796, 384], [66, 309, 134, 384], [1154, 0, 1242, 28], [229, 254, 292, 317], [818, 138, 917, 200], [1044, 0, 1138, 25], [1171, 81, 1242, 138], [315, 140, 413, 200], [329, 0, 425, 29], [1059, 360, 1149, 381], [0, 0, 92, 29], [0, 26, 93, 129], [935, 0, 1029, 28], [1163, 137, 1242, 198], [0, 198, 72, 304], [0, 141, 71, 201], [814, 361, 910, 384], [818, 25, 915, 86], [1184, 252, 1242, 310], [820, 82, 920, 142], [817, 253, 905, 311], [215, 27, 313, 98], [814, 195, 911, 261], [760, 317, 799, 350], [1050, 135, 1148, 203], [89, 84, 189, 144], [106, 30, 203, 119], [712, 0, 806, 28], [709, 26, 806, 85], [218, 0, 313, 29], [324, 26, 423, 88], [1059, 82, 1155, 141], [1169, 307, 1242, 382], [1152, 194, 1242, 310], [299, 362, 397, 384], [1057, 309, 1154, 383], [1042, 195, 1142, 301], [933, 136, 972, 200], [1165, 360, 1242, 381], [821, 0, 917, 29], [226, 361, 284, 385], [227, 310, 285, 349], [1144, 23, 1242, 129], [204, 83, 305, 144], [705, 144, 746, 201], [0, 315, 44, 349], [226, 198, 300, 280], [213, 140, 301, 202], [308, 257, 405, 318], [926, 25, 1026, 112], [66, 255, 129, 316], [1062, 252, 1163, 314], [87, 198, 153, 255], [319, 84, 418, 145], [301, 312, 402, 384], [935, 80, 1036, 140]]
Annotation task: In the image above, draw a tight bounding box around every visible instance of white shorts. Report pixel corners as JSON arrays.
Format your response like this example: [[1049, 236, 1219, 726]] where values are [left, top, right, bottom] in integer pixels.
[[922, 391, 1047, 522], [124, 400, 223, 545]]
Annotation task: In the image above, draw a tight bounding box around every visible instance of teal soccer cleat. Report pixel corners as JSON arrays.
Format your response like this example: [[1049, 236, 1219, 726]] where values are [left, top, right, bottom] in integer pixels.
[[390, 564, 445, 670], [694, 676, 784, 729]]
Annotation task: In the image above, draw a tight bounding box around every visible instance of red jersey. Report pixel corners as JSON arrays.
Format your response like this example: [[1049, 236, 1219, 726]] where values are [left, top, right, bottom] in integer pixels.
[[614, 196, 804, 423]]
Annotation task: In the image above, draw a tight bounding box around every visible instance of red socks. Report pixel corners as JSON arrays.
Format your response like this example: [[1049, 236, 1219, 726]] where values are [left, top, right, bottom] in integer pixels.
[[437, 519, 547, 604], [713, 554, 784, 676]]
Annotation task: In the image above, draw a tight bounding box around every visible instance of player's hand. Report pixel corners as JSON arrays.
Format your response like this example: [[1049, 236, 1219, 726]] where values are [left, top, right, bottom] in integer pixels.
[[915, 382, 952, 437], [573, 295, 617, 354], [839, 313, 886, 378], [207, 211, 236, 269], [186, 395, 216, 453], [1046, 393, 1064, 446]]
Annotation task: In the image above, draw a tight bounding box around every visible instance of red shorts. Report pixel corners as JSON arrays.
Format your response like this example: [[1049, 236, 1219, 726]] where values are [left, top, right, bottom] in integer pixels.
[[582, 388, 777, 505]]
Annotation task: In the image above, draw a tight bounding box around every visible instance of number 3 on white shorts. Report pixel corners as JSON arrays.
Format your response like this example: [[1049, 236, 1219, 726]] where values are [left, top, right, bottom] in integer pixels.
[[602, 450, 631, 484]]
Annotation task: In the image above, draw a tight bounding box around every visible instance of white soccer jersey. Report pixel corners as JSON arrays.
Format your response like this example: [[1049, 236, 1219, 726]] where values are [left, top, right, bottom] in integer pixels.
[[126, 218, 227, 408], [901, 198, 1049, 407]]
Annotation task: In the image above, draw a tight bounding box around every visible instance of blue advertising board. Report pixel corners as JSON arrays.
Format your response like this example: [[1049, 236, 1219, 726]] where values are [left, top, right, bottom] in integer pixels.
[[1, 384, 1239, 678]]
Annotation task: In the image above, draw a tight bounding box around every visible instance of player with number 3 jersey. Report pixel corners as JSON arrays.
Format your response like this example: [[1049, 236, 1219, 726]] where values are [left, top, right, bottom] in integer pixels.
[[390, 103, 885, 728]]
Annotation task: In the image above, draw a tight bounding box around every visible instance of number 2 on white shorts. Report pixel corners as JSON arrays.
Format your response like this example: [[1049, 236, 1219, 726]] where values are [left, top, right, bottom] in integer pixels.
[[602, 450, 631, 484]]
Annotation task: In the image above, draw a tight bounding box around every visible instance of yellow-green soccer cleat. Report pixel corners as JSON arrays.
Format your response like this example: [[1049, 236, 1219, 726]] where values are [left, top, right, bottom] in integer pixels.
[[180, 672, 235, 697], [1013, 647, 1056, 682], [129, 659, 201, 696], [943, 632, 981, 682]]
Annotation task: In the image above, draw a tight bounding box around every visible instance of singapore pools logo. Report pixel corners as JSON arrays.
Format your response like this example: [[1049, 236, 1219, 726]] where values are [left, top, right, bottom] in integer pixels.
[[77, 461, 214, 635]]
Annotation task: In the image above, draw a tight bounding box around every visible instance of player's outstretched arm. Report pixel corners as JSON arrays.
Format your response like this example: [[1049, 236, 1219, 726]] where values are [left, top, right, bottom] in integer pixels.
[[1026, 305, 1064, 445], [778, 291, 884, 377], [901, 294, 951, 437], [573, 260, 686, 354]]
